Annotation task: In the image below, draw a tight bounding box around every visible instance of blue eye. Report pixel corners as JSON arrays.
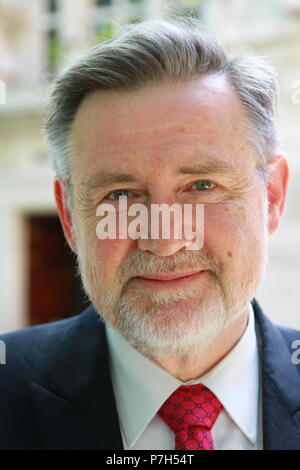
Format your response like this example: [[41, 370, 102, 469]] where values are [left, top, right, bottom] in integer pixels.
[[107, 189, 132, 200], [192, 181, 215, 191]]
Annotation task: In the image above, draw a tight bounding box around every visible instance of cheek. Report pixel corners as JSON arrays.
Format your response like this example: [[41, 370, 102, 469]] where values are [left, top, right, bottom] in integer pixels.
[[75, 206, 135, 280], [203, 200, 266, 259], [90, 238, 133, 284]]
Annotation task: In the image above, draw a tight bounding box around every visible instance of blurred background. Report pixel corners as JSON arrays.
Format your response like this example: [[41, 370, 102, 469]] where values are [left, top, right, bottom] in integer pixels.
[[0, 0, 299, 333]]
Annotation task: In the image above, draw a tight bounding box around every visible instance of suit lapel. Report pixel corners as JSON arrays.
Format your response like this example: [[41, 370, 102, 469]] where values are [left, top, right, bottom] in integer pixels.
[[30, 306, 123, 449], [252, 298, 300, 449]]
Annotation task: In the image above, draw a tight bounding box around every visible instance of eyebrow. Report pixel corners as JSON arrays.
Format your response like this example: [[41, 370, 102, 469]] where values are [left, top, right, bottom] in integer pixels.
[[78, 174, 136, 193], [78, 160, 236, 196], [179, 161, 236, 176]]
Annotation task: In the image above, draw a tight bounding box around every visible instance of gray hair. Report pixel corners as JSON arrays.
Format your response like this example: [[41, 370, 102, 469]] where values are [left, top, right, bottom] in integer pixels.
[[43, 16, 281, 194]]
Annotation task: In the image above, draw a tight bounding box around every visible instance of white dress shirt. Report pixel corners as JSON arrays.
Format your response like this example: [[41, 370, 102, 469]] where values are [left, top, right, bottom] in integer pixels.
[[105, 303, 263, 450]]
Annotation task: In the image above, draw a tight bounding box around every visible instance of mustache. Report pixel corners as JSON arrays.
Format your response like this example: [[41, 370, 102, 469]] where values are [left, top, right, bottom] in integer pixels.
[[119, 246, 221, 282]]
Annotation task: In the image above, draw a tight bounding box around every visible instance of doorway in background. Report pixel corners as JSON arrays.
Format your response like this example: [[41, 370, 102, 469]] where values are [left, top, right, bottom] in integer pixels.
[[27, 214, 88, 326]]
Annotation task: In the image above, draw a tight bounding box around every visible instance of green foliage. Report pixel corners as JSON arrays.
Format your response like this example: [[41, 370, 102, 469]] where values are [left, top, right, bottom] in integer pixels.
[[94, 23, 114, 44], [48, 32, 62, 71]]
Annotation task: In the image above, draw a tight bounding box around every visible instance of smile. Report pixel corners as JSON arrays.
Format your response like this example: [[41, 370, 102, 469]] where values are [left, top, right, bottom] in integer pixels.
[[133, 270, 207, 290]]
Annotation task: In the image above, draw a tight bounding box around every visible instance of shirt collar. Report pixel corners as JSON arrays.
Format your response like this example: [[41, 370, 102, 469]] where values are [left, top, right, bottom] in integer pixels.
[[105, 302, 259, 448]]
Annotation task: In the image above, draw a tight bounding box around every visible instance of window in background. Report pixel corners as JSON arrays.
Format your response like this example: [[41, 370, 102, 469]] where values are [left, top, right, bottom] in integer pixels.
[[48, 0, 58, 13], [46, 0, 63, 75], [96, 0, 112, 5]]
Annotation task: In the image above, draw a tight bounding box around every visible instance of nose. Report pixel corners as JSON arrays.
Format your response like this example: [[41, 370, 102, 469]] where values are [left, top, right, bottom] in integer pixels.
[[137, 195, 196, 257]]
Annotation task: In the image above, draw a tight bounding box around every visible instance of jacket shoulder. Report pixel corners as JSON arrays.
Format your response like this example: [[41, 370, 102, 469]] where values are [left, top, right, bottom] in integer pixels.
[[0, 305, 104, 449], [0, 305, 100, 370]]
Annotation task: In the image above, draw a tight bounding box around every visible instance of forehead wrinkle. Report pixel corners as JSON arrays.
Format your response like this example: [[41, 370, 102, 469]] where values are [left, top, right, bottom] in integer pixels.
[[85, 134, 218, 156], [87, 111, 235, 149], [74, 91, 241, 151], [72, 75, 248, 154]]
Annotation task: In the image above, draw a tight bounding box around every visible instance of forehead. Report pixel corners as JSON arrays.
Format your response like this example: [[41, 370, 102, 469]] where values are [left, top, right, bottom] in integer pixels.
[[71, 75, 252, 179]]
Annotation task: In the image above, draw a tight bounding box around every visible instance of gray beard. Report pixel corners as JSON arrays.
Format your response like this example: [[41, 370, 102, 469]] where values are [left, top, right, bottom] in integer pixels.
[[74, 217, 268, 359]]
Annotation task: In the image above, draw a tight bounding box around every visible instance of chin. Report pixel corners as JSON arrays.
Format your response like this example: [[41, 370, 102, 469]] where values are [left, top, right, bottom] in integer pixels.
[[100, 286, 228, 358]]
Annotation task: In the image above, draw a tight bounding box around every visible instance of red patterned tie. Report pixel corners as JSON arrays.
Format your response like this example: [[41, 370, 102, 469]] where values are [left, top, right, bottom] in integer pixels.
[[158, 383, 223, 450]]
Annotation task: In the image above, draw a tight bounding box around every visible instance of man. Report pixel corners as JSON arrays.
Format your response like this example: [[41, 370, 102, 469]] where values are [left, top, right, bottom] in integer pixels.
[[0, 17, 299, 450]]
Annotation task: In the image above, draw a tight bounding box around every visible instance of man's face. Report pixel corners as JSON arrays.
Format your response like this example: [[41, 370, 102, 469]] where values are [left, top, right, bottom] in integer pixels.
[[66, 75, 270, 357]]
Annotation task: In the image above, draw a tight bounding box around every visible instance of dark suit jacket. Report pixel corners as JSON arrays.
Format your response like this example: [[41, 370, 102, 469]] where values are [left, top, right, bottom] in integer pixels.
[[0, 297, 300, 450]]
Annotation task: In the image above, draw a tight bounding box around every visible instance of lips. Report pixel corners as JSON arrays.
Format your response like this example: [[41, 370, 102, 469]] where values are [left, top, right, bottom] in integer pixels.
[[134, 270, 203, 281], [132, 270, 206, 290]]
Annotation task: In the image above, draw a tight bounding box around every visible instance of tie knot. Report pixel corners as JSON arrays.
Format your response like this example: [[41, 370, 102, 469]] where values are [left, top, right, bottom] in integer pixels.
[[158, 383, 223, 434]]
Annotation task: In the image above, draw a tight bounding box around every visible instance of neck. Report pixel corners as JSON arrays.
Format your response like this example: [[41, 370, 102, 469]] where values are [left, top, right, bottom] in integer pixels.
[[147, 306, 249, 382]]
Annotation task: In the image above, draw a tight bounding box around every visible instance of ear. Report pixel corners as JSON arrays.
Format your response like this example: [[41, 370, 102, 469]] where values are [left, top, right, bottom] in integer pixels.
[[54, 179, 78, 254], [266, 152, 290, 235]]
